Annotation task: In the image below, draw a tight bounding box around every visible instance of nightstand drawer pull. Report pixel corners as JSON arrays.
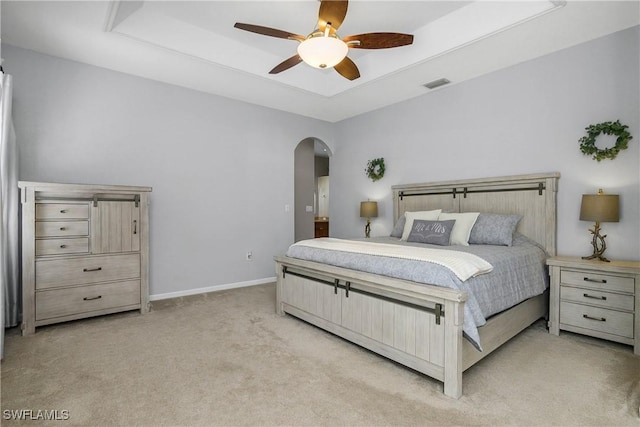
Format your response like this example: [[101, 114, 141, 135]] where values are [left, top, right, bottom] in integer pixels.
[[583, 293, 606, 301], [582, 314, 606, 322], [59, 244, 67, 249], [59, 227, 67, 231], [583, 277, 606, 284], [83, 295, 102, 301], [83, 267, 103, 272]]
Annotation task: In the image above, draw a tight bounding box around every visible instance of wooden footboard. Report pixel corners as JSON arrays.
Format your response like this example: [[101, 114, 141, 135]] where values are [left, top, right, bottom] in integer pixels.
[[275, 256, 548, 398], [275, 256, 468, 398]]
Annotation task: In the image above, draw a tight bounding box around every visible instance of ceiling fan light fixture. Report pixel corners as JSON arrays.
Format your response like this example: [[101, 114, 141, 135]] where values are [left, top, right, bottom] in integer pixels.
[[297, 35, 348, 69]]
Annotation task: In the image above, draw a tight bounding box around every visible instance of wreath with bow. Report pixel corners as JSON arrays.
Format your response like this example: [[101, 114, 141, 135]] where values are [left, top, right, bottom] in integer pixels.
[[365, 158, 385, 182], [579, 120, 633, 161]]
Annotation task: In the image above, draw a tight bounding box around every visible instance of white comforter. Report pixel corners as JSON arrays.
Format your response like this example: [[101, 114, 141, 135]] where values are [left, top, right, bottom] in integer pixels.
[[292, 238, 493, 281]]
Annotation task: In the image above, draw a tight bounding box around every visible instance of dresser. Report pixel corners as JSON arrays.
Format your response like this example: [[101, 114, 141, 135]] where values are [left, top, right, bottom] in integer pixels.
[[547, 256, 639, 355], [20, 182, 152, 335]]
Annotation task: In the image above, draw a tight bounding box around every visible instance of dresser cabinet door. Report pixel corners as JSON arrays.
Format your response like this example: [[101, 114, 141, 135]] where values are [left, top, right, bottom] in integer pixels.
[[91, 201, 140, 254]]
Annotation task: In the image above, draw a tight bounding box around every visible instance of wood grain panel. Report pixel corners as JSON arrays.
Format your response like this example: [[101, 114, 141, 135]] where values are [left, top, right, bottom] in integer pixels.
[[36, 203, 89, 220], [92, 201, 140, 254], [36, 253, 140, 289], [36, 221, 89, 238], [561, 270, 634, 293], [560, 286, 634, 311], [35, 238, 89, 256], [560, 301, 633, 338], [36, 280, 140, 320]]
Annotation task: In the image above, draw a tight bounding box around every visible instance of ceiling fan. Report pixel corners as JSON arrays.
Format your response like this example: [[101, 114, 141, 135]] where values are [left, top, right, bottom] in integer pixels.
[[234, 0, 414, 81]]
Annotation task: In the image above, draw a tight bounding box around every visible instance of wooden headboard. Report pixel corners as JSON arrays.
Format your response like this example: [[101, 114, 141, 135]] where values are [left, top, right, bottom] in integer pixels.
[[391, 173, 560, 256]]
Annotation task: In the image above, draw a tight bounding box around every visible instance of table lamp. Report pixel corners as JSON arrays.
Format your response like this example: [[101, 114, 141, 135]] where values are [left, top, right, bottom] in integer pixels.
[[579, 189, 619, 262], [360, 201, 378, 238]]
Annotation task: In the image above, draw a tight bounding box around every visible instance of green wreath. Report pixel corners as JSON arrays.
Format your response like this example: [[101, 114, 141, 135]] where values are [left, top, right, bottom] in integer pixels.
[[579, 120, 633, 162], [365, 158, 385, 182]]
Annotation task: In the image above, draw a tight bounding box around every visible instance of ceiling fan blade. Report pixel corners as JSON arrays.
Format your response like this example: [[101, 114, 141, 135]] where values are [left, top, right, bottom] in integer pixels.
[[334, 57, 360, 81], [269, 55, 303, 74], [343, 33, 414, 49], [234, 23, 305, 42], [318, 0, 348, 33]]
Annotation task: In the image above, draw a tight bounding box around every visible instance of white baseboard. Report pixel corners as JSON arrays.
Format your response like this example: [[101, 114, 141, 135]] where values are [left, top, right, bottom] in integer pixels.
[[149, 277, 276, 301]]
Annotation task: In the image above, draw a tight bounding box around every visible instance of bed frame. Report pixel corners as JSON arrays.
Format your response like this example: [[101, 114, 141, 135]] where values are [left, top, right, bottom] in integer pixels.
[[275, 172, 559, 398]]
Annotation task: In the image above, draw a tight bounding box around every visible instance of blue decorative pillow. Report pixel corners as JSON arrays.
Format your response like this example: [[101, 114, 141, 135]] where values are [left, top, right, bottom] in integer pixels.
[[468, 214, 522, 246], [390, 215, 406, 238], [407, 220, 456, 246]]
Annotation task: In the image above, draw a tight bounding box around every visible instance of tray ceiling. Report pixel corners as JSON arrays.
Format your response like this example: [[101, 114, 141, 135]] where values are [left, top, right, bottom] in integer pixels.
[[1, 1, 639, 122]]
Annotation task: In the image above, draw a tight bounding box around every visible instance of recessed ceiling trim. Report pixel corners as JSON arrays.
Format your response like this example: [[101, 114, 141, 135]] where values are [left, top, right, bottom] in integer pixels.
[[105, 0, 565, 98]]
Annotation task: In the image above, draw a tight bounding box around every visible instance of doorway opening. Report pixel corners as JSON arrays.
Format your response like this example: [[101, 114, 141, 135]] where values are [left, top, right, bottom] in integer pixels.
[[294, 138, 332, 242]]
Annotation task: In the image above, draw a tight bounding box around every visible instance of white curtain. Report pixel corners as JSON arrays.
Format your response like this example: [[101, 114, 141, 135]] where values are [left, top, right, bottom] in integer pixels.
[[1, 71, 19, 359]]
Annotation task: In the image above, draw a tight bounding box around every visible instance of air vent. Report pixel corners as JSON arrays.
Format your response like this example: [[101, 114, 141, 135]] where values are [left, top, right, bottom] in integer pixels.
[[423, 78, 451, 90]]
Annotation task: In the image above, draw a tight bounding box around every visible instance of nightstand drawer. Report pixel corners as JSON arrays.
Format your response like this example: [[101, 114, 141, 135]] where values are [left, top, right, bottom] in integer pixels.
[[561, 270, 634, 294], [35, 238, 89, 256], [560, 286, 634, 311], [560, 301, 633, 338], [36, 203, 89, 220], [36, 280, 141, 320], [36, 221, 89, 238]]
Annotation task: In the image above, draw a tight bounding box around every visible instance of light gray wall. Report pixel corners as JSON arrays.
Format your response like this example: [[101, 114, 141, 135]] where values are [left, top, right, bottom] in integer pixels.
[[3, 24, 639, 303], [331, 26, 640, 261], [3, 44, 334, 297]]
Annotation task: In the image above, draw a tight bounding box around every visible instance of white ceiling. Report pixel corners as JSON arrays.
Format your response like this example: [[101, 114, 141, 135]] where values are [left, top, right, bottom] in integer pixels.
[[2, 1, 639, 122]]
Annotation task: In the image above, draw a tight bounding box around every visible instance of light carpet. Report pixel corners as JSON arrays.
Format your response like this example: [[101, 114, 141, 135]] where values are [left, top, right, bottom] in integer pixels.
[[1, 283, 639, 426]]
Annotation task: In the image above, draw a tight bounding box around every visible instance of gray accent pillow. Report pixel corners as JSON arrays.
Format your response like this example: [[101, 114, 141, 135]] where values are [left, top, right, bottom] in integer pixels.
[[468, 213, 523, 246], [407, 219, 456, 246], [390, 215, 406, 238]]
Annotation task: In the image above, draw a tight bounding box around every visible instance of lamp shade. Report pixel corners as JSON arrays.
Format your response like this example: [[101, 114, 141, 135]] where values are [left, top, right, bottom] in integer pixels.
[[580, 192, 619, 223], [297, 36, 348, 69], [360, 201, 378, 218]]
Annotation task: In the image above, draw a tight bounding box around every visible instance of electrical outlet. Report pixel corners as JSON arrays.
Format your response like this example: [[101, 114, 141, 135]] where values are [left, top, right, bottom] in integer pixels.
[[246, 251, 252, 261]]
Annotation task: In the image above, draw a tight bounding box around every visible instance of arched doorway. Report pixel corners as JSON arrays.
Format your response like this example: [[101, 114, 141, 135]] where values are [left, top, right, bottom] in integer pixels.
[[294, 138, 332, 242]]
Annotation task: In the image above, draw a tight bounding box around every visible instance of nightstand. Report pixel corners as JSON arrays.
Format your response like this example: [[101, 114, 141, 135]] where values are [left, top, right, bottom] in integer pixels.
[[547, 256, 640, 355]]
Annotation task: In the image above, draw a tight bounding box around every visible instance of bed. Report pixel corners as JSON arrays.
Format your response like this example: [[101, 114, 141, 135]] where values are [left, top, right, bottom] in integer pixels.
[[275, 172, 559, 398]]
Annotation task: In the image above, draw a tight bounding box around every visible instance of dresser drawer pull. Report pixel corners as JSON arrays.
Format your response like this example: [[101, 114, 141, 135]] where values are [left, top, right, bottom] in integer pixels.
[[83, 267, 102, 272], [83, 295, 102, 301], [60, 245, 68, 249], [59, 227, 67, 231], [60, 209, 68, 214], [583, 277, 606, 284], [583, 314, 606, 322], [583, 293, 606, 301]]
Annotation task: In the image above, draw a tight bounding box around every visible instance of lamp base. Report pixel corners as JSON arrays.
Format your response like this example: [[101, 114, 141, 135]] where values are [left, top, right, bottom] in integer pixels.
[[581, 253, 611, 263], [364, 220, 371, 238], [583, 222, 610, 262]]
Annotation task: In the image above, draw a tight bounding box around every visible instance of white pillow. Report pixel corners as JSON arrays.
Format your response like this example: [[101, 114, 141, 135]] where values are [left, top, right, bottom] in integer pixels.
[[438, 212, 480, 246], [401, 210, 442, 240]]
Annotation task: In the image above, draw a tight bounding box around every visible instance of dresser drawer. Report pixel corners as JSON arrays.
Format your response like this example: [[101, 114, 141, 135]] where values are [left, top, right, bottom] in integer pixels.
[[36, 254, 140, 290], [36, 221, 89, 238], [35, 238, 89, 256], [36, 203, 89, 220], [560, 301, 633, 338], [561, 270, 634, 294], [560, 286, 634, 312], [36, 280, 140, 320]]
